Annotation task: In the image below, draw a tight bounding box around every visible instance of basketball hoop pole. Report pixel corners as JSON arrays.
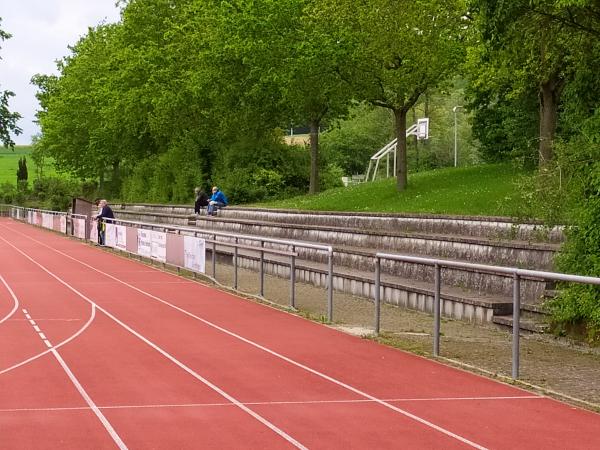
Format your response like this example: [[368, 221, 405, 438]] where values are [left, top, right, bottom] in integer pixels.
[[453, 106, 463, 167]]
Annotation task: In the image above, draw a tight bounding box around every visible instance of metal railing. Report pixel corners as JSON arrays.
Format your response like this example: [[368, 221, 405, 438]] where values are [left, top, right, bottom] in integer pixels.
[[375, 253, 600, 379], [103, 217, 335, 318]]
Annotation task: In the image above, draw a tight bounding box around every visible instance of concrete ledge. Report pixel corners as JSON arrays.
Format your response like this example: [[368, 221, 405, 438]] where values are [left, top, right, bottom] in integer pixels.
[[212, 248, 512, 323]]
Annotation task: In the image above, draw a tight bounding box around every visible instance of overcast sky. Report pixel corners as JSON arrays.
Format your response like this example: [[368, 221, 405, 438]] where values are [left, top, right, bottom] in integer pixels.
[[1, 0, 122, 145]]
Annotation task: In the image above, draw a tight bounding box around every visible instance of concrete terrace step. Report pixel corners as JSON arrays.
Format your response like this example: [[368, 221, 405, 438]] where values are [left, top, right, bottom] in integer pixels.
[[113, 203, 565, 244], [112, 208, 559, 271], [208, 243, 514, 323], [110, 203, 561, 323]]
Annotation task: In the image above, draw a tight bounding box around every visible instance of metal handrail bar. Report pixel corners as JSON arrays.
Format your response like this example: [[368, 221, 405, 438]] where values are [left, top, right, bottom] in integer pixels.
[[204, 239, 298, 258], [104, 216, 335, 319], [11, 205, 68, 216], [105, 217, 333, 254], [375, 252, 600, 380], [377, 253, 600, 285]]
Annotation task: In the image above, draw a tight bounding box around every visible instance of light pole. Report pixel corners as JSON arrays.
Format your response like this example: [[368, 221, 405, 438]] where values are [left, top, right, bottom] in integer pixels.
[[453, 106, 463, 167]]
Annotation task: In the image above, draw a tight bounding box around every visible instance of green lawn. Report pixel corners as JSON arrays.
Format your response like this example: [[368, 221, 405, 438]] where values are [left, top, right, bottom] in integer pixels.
[[259, 164, 527, 217], [0, 146, 32, 185], [0, 145, 62, 185]]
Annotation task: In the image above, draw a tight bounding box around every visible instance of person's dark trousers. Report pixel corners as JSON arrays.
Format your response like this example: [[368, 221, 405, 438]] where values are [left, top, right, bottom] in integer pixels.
[[207, 202, 225, 216]]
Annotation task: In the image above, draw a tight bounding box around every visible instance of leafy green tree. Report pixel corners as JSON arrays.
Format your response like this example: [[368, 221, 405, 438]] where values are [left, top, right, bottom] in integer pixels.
[[0, 18, 22, 147], [321, 0, 467, 190]]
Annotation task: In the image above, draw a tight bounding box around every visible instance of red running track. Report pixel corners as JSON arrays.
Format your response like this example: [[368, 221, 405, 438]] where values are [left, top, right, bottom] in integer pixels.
[[0, 217, 599, 449]]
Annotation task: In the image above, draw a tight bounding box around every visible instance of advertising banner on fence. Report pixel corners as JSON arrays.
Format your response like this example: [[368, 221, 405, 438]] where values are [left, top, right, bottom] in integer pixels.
[[151, 231, 167, 262], [59, 215, 67, 233], [42, 213, 53, 229], [115, 225, 127, 250], [27, 210, 33, 224], [105, 223, 117, 248], [137, 229, 152, 258], [89, 220, 98, 244], [184, 235, 206, 273], [73, 218, 86, 239]]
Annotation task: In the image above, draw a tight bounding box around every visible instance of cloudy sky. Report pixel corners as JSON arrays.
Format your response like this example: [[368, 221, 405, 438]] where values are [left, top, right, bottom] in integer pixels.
[[1, 0, 121, 145]]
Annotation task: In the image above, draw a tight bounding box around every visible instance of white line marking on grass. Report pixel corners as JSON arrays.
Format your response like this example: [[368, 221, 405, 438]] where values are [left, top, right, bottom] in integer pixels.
[[0, 275, 20, 324], [2, 225, 491, 450], [0, 233, 309, 450]]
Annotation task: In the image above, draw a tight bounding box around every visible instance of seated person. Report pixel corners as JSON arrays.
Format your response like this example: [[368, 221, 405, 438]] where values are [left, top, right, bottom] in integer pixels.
[[194, 187, 209, 215], [207, 186, 228, 216]]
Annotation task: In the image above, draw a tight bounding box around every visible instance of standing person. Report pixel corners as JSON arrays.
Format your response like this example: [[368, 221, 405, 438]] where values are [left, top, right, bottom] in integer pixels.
[[207, 186, 228, 216], [194, 187, 209, 215], [95, 199, 114, 245]]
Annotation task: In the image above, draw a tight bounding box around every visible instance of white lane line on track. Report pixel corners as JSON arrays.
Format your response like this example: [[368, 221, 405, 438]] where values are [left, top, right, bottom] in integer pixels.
[[33, 325, 41, 332], [0, 304, 96, 377], [0, 274, 19, 324], [0, 232, 308, 450], [2, 224, 490, 450], [0, 395, 543, 413], [17, 308, 127, 450]]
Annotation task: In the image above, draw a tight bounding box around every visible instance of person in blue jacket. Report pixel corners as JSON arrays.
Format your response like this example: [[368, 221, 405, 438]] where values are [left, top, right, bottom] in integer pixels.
[[207, 186, 228, 216]]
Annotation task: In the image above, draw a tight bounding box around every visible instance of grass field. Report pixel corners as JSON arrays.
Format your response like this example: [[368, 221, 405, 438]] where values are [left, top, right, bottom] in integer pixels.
[[0, 145, 62, 185], [259, 163, 528, 217]]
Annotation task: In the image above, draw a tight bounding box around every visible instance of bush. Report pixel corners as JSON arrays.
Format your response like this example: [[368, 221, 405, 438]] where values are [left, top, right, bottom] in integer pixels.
[[0, 182, 16, 204], [32, 177, 83, 211]]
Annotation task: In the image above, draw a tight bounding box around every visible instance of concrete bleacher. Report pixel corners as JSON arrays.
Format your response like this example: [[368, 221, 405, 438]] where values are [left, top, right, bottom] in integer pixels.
[[111, 203, 562, 325]]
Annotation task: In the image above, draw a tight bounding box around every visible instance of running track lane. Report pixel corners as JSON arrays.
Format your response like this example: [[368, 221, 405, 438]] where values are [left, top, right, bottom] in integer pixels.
[[1, 218, 599, 449]]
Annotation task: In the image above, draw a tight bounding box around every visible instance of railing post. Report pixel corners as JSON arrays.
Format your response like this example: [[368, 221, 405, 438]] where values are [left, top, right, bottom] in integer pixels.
[[259, 240, 265, 297], [234, 237, 239, 290], [212, 234, 217, 279], [512, 273, 521, 379], [375, 257, 381, 335], [290, 246, 296, 308], [327, 250, 334, 322], [433, 263, 441, 357]]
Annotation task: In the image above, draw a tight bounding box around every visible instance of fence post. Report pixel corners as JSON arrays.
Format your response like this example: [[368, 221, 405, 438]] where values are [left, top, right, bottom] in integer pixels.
[[375, 257, 381, 335], [212, 234, 217, 279], [512, 273, 521, 379], [233, 237, 239, 290], [289, 246, 296, 308], [259, 240, 265, 297], [433, 264, 441, 357], [327, 250, 334, 322]]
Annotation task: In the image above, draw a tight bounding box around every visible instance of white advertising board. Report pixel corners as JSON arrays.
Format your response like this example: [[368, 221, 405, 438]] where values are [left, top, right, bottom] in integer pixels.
[[151, 231, 167, 262], [73, 218, 86, 239], [90, 221, 98, 243], [184, 235, 206, 273], [115, 225, 127, 250], [42, 213, 53, 229], [59, 215, 67, 233], [137, 229, 152, 258], [104, 223, 117, 248]]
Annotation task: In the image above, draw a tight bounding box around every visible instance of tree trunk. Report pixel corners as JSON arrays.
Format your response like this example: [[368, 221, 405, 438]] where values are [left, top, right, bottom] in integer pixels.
[[394, 109, 408, 191], [539, 78, 559, 168], [309, 119, 320, 194]]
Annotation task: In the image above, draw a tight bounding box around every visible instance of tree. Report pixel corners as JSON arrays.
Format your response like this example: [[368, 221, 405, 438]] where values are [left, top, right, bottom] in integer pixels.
[[466, 0, 600, 167], [321, 0, 467, 190], [0, 18, 22, 147], [16, 157, 28, 182]]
